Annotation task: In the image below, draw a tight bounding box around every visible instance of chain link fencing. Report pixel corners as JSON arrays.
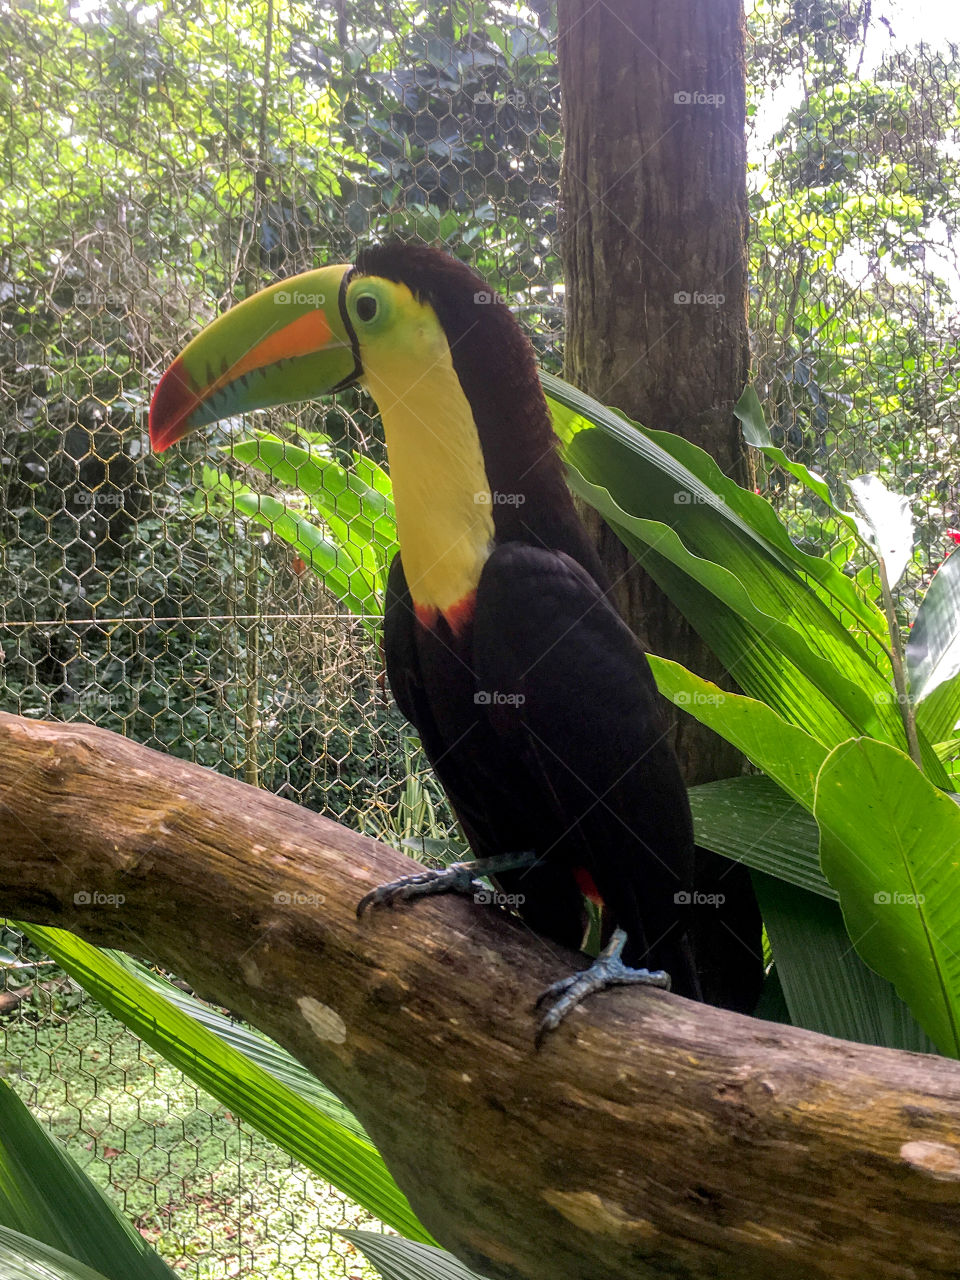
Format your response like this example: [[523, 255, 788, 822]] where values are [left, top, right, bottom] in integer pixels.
[[1, 0, 958, 1274]]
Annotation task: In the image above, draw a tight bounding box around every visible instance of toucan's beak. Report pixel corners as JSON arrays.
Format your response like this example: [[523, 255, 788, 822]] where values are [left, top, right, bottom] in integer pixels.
[[149, 264, 359, 452]]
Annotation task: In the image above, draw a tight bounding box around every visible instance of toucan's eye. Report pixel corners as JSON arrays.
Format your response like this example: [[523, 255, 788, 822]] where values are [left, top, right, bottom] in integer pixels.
[[355, 293, 378, 323]]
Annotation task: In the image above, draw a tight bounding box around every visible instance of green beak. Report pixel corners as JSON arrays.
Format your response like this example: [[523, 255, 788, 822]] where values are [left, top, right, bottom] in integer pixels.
[[149, 264, 359, 452]]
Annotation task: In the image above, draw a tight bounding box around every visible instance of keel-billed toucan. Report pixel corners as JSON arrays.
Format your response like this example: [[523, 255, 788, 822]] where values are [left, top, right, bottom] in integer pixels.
[[150, 242, 760, 1041]]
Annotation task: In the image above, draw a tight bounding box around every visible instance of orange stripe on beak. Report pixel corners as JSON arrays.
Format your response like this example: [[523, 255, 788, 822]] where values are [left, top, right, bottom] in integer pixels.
[[206, 309, 335, 400]]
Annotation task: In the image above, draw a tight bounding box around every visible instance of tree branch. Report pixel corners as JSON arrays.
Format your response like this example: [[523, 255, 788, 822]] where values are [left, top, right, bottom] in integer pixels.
[[2, 710, 960, 1280]]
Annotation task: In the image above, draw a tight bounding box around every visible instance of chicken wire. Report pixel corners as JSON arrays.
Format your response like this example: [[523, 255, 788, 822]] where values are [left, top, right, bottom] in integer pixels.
[[1, 0, 959, 1275]]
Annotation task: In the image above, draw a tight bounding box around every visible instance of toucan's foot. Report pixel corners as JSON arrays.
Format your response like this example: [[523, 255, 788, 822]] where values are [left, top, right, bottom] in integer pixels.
[[356, 851, 536, 918], [535, 927, 670, 1048]]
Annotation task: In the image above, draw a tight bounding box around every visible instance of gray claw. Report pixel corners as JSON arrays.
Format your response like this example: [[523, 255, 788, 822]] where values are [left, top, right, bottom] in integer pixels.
[[534, 927, 670, 1048], [356, 852, 538, 919]]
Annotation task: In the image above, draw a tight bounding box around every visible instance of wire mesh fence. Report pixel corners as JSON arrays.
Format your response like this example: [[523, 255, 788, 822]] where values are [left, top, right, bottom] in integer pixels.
[[2, 0, 959, 1274]]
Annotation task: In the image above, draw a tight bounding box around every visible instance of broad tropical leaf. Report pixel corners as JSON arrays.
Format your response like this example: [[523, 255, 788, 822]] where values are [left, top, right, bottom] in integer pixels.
[[649, 657, 829, 806], [0, 1084, 176, 1280], [934, 737, 960, 787], [752, 873, 936, 1053], [908, 550, 960, 743], [688, 776, 829, 899], [814, 738, 960, 1056], [203, 468, 382, 622], [849, 473, 914, 590], [0, 1227, 118, 1280], [543, 376, 948, 782], [560, 426, 920, 749], [19, 926, 432, 1243], [544, 373, 888, 646], [229, 434, 399, 576], [573, 454, 888, 743], [340, 1231, 491, 1280], [109, 953, 370, 1142]]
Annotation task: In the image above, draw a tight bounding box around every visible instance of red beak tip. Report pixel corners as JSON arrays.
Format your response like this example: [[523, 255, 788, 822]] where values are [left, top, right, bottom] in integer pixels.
[[149, 357, 198, 453], [148, 419, 175, 454]]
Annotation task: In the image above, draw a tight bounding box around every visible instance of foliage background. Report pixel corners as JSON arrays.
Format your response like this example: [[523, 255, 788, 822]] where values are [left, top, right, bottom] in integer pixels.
[[1, 0, 959, 1274]]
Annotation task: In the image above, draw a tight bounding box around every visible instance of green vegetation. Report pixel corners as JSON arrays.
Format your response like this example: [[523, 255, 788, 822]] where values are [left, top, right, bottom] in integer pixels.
[[2, 0, 960, 1277], [1, 995, 381, 1279]]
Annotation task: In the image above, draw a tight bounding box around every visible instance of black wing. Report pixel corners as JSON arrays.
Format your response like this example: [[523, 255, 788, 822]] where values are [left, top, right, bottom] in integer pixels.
[[384, 545, 760, 1007], [471, 543, 699, 995], [384, 552, 589, 951]]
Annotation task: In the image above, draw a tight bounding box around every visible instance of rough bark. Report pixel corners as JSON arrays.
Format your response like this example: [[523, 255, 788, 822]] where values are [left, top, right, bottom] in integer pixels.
[[2, 710, 960, 1280], [558, 0, 751, 785]]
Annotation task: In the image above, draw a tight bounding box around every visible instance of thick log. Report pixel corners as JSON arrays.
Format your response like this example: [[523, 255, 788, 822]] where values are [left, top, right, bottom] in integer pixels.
[[1, 709, 960, 1280]]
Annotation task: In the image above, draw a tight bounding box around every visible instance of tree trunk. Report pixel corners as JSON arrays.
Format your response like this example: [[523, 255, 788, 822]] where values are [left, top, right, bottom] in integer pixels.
[[3, 710, 960, 1280], [558, 0, 750, 786]]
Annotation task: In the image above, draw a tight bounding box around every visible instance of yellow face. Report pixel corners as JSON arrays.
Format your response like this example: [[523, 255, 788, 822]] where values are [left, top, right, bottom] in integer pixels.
[[344, 276, 453, 400], [345, 275, 495, 624]]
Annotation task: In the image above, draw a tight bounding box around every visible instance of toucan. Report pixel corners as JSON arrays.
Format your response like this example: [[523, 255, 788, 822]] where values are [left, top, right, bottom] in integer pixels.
[[150, 242, 760, 1042]]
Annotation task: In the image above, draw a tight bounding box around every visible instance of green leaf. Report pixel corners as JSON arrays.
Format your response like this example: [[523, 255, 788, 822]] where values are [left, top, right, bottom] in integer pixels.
[[689, 775, 831, 899], [0, 1084, 177, 1280], [108, 954, 370, 1142], [228, 435, 398, 574], [550, 404, 915, 755], [734, 384, 855, 525], [752, 873, 936, 1053], [0, 1227, 117, 1280], [933, 738, 960, 788], [548, 396, 947, 782], [204, 470, 383, 623], [573, 453, 895, 747], [340, 1231, 491, 1280], [849, 473, 914, 590], [544, 373, 888, 647], [649, 656, 829, 806], [18, 926, 432, 1244], [814, 738, 960, 1056], [918, 678, 960, 757], [908, 550, 960, 742]]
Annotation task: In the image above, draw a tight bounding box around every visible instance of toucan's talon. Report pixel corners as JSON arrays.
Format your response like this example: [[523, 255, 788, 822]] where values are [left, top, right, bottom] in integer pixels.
[[356, 852, 537, 919], [356, 864, 477, 917], [534, 972, 583, 1009], [534, 927, 670, 1048]]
